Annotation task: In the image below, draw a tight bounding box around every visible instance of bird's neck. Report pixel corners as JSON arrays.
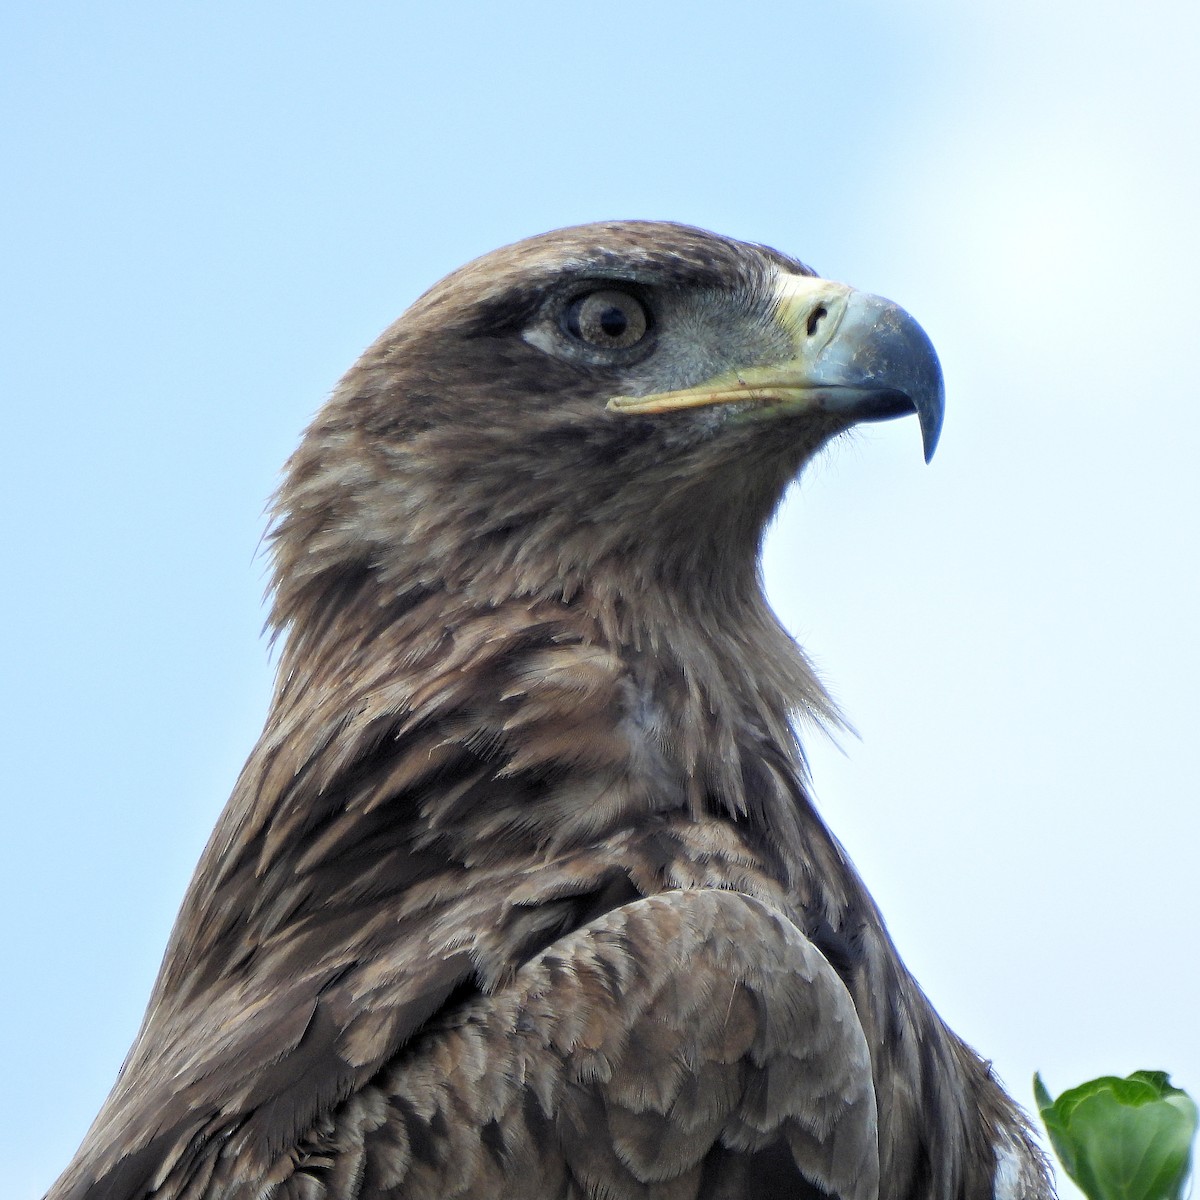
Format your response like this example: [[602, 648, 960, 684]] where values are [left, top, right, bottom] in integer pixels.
[[163, 567, 838, 996], [270, 562, 838, 832]]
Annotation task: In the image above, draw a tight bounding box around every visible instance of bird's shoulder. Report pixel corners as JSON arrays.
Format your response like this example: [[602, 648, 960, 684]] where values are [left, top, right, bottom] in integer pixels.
[[290, 886, 879, 1200], [52, 816, 873, 1200]]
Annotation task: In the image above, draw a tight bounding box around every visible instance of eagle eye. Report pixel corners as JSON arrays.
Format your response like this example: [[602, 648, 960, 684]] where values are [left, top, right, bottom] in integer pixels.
[[564, 290, 649, 351]]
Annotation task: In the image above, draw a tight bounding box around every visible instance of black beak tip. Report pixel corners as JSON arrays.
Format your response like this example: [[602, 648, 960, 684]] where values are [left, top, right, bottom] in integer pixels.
[[897, 313, 945, 464], [919, 379, 945, 463]]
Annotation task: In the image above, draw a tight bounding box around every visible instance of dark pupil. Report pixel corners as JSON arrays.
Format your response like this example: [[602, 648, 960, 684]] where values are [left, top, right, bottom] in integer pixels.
[[598, 305, 627, 338]]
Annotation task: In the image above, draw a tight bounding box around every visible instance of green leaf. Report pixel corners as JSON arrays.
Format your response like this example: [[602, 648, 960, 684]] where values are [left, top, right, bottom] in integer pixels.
[[1034, 1072, 1197, 1200]]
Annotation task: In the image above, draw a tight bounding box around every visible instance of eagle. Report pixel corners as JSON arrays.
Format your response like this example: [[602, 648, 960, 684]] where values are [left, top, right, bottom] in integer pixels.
[[48, 222, 1052, 1200]]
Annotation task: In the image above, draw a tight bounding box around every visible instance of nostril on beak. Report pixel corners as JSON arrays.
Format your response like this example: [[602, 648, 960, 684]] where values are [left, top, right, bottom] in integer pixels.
[[806, 305, 828, 338]]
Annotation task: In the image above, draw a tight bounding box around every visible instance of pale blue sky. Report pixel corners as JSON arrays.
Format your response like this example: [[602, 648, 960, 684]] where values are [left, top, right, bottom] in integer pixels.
[[4, 3, 1198, 1197]]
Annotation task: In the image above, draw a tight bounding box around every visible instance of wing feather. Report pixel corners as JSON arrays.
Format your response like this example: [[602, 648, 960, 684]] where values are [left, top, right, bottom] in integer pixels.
[[245, 889, 881, 1200]]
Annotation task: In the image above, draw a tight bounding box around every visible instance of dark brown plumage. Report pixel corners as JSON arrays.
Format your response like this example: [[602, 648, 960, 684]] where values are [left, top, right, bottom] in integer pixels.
[[48, 222, 1052, 1200]]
